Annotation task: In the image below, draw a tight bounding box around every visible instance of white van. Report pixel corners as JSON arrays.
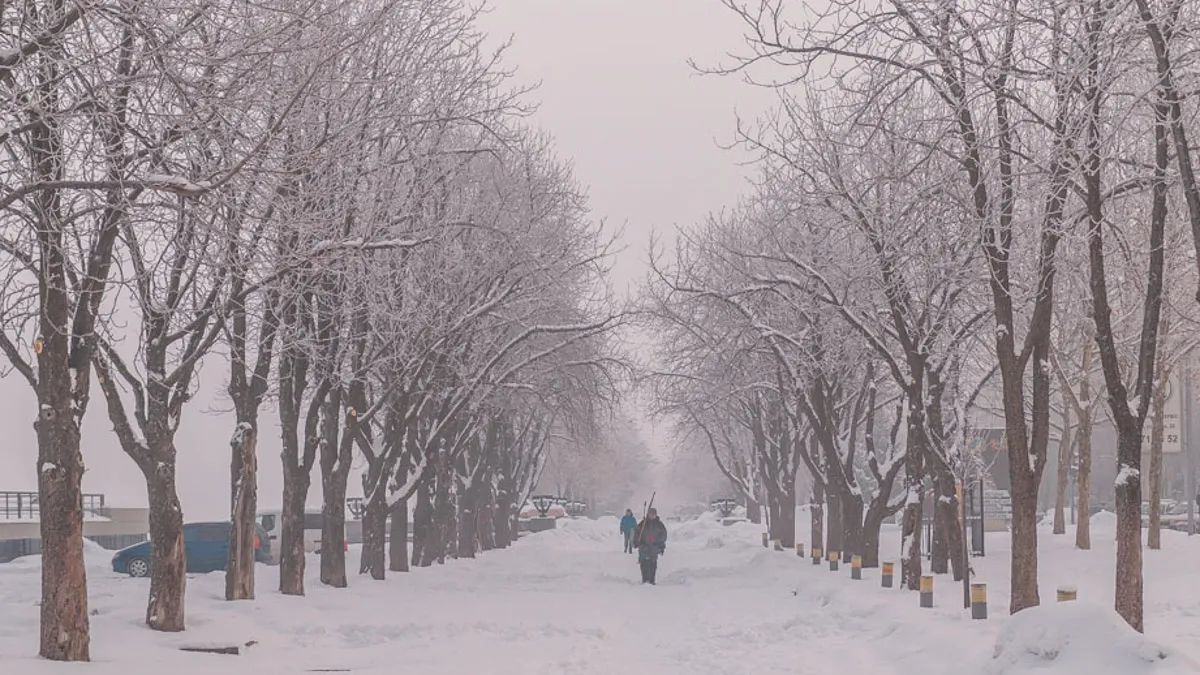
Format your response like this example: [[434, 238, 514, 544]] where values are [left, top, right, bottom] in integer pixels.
[[256, 510, 325, 564]]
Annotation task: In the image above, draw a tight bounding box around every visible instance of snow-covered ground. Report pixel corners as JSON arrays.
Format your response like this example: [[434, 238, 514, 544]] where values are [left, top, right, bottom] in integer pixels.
[[1, 513, 1197, 674]]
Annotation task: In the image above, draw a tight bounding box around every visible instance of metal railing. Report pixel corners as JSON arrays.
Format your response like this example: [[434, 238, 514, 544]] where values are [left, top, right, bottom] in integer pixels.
[[0, 491, 107, 520]]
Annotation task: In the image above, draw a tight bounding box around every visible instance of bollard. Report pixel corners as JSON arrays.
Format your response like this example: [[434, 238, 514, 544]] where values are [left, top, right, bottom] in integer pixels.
[[970, 583, 987, 619], [796, 542, 805, 558], [812, 547, 822, 566], [919, 575, 934, 608], [1057, 586, 1077, 603], [773, 540, 784, 552], [828, 550, 840, 572], [851, 554, 862, 580], [762, 532, 769, 548], [881, 561, 895, 588]]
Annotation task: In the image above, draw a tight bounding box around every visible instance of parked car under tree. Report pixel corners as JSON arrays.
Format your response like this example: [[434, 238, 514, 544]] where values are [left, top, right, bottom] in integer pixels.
[[111, 522, 270, 577]]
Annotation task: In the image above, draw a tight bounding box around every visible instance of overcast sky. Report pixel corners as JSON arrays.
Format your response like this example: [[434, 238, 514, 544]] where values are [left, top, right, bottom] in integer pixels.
[[0, 1, 774, 519]]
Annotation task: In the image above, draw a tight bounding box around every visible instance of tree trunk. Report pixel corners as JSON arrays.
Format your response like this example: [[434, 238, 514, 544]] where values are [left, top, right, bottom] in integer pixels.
[[931, 486, 949, 574], [901, 479, 923, 590], [825, 490, 843, 557], [1054, 403, 1073, 536], [768, 484, 796, 548], [226, 422, 257, 601], [145, 466, 186, 631], [35, 399, 90, 660], [388, 498, 409, 572], [359, 493, 387, 580], [493, 481, 513, 549], [930, 470, 964, 580], [412, 482, 433, 567], [279, 467, 310, 595], [1076, 406, 1094, 549], [1114, 428, 1144, 631], [478, 483, 497, 552], [1148, 379, 1166, 550], [457, 484, 478, 559], [810, 482, 824, 554], [319, 469, 350, 587], [745, 493, 762, 524], [861, 505, 885, 568], [841, 494, 863, 562], [1009, 467, 1041, 613]]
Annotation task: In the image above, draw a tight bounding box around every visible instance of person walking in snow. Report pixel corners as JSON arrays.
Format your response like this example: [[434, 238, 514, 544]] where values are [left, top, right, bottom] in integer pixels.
[[620, 509, 638, 554], [634, 507, 668, 584]]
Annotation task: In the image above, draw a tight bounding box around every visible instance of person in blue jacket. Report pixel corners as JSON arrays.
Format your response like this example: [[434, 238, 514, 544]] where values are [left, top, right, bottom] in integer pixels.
[[619, 509, 638, 554]]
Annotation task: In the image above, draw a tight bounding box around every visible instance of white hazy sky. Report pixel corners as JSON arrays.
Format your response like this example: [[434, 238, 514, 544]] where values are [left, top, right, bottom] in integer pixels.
[[0, 1, 774, 519]]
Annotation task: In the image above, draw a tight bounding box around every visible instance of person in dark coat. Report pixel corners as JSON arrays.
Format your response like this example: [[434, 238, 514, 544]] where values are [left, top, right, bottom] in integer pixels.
[[634, 507, 668, 584], [619, 509, 638, 554]]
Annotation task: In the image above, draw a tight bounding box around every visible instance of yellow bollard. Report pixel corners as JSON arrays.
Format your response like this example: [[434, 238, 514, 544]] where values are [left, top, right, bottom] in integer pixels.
[[812, 546, 822, 566], [881, 561, 895, 588], [970, 583, 987, 619], [851, 554, 863, 580], [1057, 586, 1077, 602], [919, 575, 934, 608], [828, 550, 840, 572]]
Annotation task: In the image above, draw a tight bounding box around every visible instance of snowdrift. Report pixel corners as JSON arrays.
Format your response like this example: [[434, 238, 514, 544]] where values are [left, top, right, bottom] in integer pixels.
[[987, 602, 1198, 675]]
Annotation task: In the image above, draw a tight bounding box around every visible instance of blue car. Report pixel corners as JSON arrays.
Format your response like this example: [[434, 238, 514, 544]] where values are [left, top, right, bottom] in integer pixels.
[[112, 521, 271, 577]]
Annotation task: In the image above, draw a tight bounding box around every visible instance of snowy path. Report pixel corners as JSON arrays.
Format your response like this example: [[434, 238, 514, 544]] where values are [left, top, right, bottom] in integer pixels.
[[2, 516, 1197, 674]]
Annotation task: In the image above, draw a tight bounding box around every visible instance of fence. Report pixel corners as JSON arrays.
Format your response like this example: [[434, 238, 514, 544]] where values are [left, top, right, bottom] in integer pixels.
[[0, 491, 108, 520]]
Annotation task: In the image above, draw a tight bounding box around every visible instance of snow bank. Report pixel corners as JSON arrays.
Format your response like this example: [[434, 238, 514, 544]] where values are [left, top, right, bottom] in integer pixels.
[[1, 537, 113, 572], [1090, 510, 1118, 535], [987, 603, 1197, 675]]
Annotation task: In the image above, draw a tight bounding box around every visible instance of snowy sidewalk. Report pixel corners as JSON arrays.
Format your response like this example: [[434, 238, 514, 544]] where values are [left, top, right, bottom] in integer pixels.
[[1, 516, 1196, 674]]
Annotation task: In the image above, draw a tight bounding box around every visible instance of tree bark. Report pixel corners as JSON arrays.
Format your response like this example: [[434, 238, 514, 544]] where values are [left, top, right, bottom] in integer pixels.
[[145, 465, 186, 631], [900, 402, 926, 590], [493, 479, 513, 549], [1076, 404, 1094, 549], [225, 422, 257, 600], [825, 490, 843, 557], [319, 466, 350, 587], [1114, 429, 1145, 631], [478, 482, 497, 552], [456, 483, 478, 559], [1148, 375, 1167, 550], [412, 482, 433, 567], [1054, 402, 1072, 536], [746, 493, 761, 524], [388, 498, 409, 572], [810, 481, 824, 554], [319, 394, 354, 588], [279, 466, 309, 595], [35, 400, 89, 660], [359, 492, 387, 580]]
